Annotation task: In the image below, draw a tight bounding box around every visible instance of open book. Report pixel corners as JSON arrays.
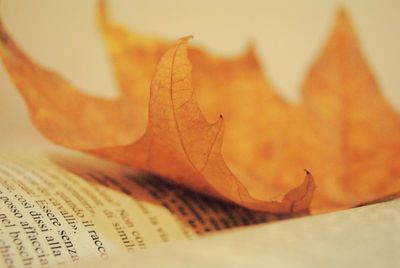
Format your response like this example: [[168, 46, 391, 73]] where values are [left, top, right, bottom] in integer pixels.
[[1, 151, 400, 268], [0, 150, 283, 267]]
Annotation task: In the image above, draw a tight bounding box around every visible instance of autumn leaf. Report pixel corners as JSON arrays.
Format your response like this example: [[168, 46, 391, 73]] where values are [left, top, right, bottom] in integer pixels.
[[1, 2, 399, 215], [0, 4, 314, 214], [89, 3, 400, 212]]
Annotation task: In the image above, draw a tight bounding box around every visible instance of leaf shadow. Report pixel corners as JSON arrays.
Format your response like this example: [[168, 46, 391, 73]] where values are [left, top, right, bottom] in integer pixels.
[[48, 152, 297, 239]]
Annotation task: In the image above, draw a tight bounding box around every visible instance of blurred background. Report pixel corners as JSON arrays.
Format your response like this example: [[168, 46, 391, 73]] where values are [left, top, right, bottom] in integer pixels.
[[0, 0, 399, 149]]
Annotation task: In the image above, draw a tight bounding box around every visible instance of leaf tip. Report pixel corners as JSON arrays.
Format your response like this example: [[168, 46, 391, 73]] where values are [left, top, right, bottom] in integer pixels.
[[337, 6, 350, 21], [179, 35, 194, 43], [334, 6, 354, 32], [0, 14, 11, 54], [303, 170, 316, 191], [97, 0, 108, 27]]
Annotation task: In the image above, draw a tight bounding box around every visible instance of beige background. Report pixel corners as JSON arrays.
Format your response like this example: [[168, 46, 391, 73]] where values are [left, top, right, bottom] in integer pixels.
[[0, 0, 399, 148]]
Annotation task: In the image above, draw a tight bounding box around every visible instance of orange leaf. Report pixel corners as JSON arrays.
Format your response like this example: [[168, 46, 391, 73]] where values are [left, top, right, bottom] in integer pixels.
[[0, 8, 314, 214], [96, 0, 298, 203], [1, 2, 399, 215], [88, 37, 315, 213]]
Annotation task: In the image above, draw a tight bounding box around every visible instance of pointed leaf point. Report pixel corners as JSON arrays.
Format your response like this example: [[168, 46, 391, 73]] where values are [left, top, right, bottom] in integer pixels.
[[97, 0, 109, 26], [179, 35, 194, 43], [333, 6, 356, 35], [336, 7, 350, 23]]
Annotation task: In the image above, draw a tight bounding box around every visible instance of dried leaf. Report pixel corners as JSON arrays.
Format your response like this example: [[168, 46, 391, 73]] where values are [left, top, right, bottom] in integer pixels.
[[99, 5, 400, 211], [89, 36, 315, 213], [1, 3, 399, 214], [0, 7, 314, 214]]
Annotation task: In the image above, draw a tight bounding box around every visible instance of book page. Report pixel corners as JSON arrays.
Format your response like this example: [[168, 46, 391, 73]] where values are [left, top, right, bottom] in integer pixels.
[[0, 152, 278, 268], [81, 198, 400, 267]]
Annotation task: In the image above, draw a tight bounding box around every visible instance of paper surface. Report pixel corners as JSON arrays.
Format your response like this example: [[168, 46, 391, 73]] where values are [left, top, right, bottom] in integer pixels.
[[80, 198, 400, 267], [0, 152, 281, 267]]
